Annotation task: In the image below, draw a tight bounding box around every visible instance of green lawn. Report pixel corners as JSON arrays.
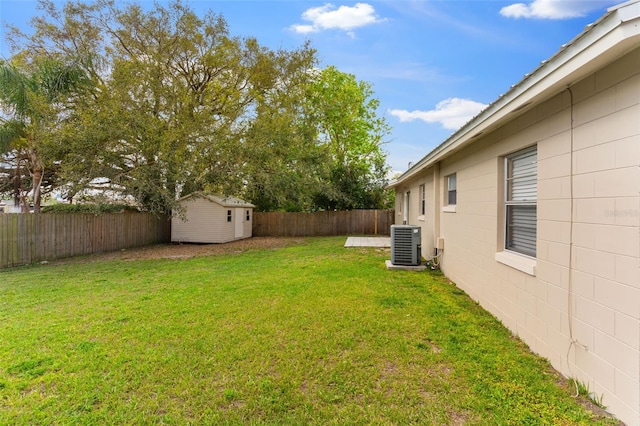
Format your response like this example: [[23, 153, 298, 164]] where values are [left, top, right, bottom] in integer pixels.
[[0, 237, 617, 425]]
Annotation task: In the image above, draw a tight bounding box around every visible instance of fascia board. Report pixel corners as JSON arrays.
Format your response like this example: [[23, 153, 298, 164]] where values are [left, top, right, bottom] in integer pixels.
[[177, 192, 254, 208], [615, 0, 640, 21]]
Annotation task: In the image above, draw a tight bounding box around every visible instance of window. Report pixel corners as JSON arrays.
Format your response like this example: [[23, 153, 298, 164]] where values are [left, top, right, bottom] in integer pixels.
[[505, 146, 537, 257], [227, 210, 232, 222], [246, 210, 251, 221], [447, 174, 457, 205], [419, 184, 425, 215]]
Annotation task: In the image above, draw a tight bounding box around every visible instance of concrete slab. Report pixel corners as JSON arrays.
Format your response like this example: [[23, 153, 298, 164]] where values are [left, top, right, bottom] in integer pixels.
[[344, 237, 390, 248], [345, 237, 426, 271], [385, 260, 427, 271]]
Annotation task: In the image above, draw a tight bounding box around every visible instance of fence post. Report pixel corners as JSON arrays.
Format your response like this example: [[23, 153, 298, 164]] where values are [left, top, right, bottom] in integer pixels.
[[374, 210, 378, 235]]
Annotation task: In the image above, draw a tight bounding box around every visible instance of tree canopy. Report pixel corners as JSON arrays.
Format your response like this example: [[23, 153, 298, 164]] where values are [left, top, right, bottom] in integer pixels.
[[2, 0, 392, 213]]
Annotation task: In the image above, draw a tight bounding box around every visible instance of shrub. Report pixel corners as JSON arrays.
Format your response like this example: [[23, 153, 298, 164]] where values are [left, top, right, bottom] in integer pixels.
[[41, 203, 139, 214]]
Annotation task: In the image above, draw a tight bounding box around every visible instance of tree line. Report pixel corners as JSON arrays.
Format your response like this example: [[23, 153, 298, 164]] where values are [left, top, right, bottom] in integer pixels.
[[0, 0, 392, 214]]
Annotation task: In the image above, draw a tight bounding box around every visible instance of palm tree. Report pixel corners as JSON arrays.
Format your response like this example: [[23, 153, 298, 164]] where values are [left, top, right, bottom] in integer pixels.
[[0, 57, 87, 212]]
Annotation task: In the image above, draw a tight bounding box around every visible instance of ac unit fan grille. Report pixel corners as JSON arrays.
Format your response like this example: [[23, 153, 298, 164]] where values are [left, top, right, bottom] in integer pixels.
[[391, 225, 421, 266]]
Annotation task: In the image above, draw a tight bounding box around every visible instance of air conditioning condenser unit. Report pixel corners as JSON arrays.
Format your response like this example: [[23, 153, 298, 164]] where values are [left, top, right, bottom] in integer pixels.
[[391, 225, 422, 266]]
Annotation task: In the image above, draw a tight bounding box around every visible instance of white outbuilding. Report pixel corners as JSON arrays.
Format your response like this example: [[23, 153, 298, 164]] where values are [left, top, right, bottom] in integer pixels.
[[171, 192, 254, 243]]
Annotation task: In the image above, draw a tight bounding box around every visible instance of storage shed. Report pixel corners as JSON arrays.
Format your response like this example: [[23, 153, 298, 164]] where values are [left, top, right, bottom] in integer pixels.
[[171, 192, 254, 243]]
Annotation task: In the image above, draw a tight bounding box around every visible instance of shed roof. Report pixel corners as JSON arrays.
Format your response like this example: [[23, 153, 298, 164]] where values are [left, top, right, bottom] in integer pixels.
[[389, 0, 640, 188], [177, 192, 255, 208]]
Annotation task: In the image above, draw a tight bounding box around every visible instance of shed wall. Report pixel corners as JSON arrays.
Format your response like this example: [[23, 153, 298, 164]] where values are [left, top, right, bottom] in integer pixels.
[[172, 197, 252, 243]]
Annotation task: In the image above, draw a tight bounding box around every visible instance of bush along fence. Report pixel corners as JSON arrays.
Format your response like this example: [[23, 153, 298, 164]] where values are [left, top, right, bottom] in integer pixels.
[[253, 209, 395, 237], [0, 212, 170, 268]]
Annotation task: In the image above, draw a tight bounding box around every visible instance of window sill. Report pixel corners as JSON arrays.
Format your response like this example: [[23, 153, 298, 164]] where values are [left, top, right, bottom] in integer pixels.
[[495, 251, 536, 276], [417, 215, 425, 222], [442, 205, 456, 213]]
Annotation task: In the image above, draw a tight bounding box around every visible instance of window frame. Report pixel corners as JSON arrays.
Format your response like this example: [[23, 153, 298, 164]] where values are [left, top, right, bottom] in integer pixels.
[[446, 174, 457, 206], [503, 146, 537, 258], [419, 184, 426, 215], [403, 191, 410, 224], [227, 210, 232, 222]]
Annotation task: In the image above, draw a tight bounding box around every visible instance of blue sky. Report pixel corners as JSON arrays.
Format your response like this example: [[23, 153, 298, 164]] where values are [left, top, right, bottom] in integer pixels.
[[0, 0, 621, 174]]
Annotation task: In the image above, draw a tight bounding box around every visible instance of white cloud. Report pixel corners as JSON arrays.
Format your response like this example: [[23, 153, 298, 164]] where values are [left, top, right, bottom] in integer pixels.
[[389, 98, 488, 130], [291, 3, 386, 36], [500, 0, 616, 19], [290, 24, 316, 34]]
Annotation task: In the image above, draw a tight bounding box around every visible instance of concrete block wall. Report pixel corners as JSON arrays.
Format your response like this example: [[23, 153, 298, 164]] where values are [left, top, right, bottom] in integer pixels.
[[393, 47, 639, 424], [564, 47, 640, 423]]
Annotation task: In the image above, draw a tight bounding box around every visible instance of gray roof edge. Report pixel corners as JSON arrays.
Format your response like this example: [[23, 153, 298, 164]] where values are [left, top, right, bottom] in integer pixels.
[[389, 0, 640, 188], [177, 191, 255, 208]]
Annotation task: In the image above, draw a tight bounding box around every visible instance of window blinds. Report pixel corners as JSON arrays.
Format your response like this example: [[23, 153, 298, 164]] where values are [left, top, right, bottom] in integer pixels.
[[506, 147, 537, 257]]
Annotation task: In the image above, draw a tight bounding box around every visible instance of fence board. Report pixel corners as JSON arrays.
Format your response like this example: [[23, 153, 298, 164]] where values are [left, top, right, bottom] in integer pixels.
[[0, 213, 170, 269], [252, 209, 395, 237]]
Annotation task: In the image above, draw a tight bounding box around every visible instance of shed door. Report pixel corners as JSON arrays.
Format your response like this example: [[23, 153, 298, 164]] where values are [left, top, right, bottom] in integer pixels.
[[234, 208, 243, 238]]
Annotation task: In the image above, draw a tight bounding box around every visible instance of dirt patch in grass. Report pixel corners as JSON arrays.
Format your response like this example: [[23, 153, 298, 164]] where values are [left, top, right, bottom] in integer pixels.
[[50, 237, 306, 264]]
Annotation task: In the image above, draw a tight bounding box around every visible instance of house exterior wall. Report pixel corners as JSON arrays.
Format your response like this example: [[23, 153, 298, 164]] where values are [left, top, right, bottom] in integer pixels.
[[393, 47, 639, 424], [171, 197, 252, 243], [395, 167, 437, 256], [565, 47, 640, 423]]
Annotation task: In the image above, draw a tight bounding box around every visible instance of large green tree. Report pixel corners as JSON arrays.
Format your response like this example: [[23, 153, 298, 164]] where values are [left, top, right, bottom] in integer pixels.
[[307, 66, 391, 210], [0, 56, 88, 212], [242, 65, 392, 212], [9, 0, 320, 213], [61, 2, 285, 212], [5, 0, 392, 213], [240, 47, 327, 212]]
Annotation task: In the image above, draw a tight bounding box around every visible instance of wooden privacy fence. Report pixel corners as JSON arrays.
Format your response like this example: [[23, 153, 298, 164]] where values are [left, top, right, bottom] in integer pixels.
[[253, 209, 395, 237], [0, 213, 170, 268]]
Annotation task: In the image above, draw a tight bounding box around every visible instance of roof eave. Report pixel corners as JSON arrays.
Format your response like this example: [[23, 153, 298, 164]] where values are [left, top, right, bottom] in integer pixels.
[[177, 192, 255, 208], [389, 0, 640, 188]]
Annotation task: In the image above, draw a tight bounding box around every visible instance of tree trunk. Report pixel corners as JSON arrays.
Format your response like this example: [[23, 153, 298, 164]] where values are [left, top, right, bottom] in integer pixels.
[[29, 150, 44, 214], [12, 164, 22, 208], [32, 167, 43, 213]]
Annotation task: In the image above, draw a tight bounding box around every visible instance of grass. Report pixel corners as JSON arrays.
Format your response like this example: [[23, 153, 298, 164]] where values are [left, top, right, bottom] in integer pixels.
[[0, 237, 618, 425], [571, 378, 606, 409]]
